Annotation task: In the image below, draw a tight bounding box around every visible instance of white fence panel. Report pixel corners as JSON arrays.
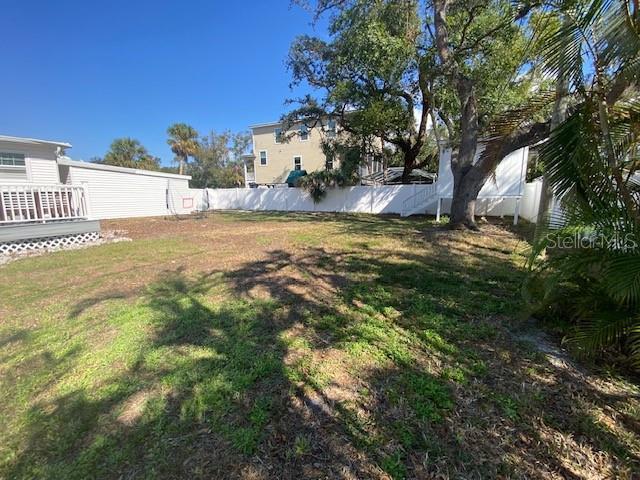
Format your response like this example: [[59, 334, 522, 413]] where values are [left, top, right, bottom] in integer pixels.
[[342, 187, 373, 213], [316, 187, 350, 212], [167, 188, 205, 215], [476, 197, 518, 217], [282, 189, 315, 212], [375, 185, 415, 213], [208, 188, 241, 210], [205, 186, 431, 215], [520, 180, 543, 223], [243, 189, 266, 210]]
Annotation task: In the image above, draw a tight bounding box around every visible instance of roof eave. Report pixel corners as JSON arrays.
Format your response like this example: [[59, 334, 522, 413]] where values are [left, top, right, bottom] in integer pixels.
[[57, 158, 192, 180], [0, 135, 72, 149], [248, 121, 282, 129]]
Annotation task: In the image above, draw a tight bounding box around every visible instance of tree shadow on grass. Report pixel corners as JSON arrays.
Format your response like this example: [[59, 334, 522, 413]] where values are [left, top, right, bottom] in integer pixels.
[[0, 329, 30, 349], [218, 210, 432, 238], [4, 258, 390, 478], [320, 240, 640, 478], [3, 226, 640, 479]]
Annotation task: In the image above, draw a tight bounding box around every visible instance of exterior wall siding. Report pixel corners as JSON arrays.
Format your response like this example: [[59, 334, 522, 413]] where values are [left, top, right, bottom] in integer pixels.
[[66, 165, 199, 219], [0, 168, 28, 182], [0, 141, 60, 184], [29, 157, 60, 183]]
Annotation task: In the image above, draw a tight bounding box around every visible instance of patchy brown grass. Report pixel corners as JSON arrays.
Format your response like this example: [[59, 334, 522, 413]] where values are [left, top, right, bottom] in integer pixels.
[[1, 212, 638, 479]]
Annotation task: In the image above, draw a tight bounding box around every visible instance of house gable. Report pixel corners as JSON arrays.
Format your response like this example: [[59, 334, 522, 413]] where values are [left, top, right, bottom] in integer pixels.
[[0, 138, 63, 184]]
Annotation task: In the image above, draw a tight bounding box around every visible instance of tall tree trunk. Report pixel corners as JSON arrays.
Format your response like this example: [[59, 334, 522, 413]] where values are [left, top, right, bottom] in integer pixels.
[[401, 148, 418, 184], [179, 156, 186, 175], [450, 167, 485, 228], [449, 78, 481, 228], [433, 0, 484, 228]]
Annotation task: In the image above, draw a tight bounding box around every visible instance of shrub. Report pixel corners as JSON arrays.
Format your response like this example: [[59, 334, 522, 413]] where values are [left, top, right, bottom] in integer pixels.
[[297, 169, 357, 203]]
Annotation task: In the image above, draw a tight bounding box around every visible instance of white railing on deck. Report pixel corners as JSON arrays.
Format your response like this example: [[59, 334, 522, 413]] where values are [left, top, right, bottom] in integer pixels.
[[0, 184, 90, 224], [401, 183, 438, 216]]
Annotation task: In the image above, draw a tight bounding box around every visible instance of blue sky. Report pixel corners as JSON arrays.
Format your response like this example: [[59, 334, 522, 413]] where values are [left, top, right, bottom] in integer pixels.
[[1, 0, 326, 165]]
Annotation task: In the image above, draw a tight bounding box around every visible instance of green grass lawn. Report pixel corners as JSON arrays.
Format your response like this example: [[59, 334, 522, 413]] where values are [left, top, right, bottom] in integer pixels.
[[1, 212, 638, 479]]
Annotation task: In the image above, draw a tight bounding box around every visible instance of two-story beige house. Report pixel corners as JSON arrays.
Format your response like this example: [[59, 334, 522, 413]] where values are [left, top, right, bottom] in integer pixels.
[[243, 120, 339, 186]]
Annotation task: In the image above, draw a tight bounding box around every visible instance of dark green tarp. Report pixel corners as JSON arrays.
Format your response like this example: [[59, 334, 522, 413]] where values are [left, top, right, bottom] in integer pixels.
[[285, 169, 307, 187]]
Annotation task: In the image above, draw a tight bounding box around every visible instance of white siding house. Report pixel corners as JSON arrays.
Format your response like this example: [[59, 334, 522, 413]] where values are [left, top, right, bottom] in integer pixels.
[[58, 158, 201, 220], [0, 136, 67, 184], [0, 135, 201, 252], [0, 136, 98, 250]]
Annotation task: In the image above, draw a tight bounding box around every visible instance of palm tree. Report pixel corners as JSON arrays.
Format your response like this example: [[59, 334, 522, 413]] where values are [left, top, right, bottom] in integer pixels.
[[524, 0, 640, 367], [104, 138, 154, 169], [167, 123, 199, 175], [478, 0, 640, 366]]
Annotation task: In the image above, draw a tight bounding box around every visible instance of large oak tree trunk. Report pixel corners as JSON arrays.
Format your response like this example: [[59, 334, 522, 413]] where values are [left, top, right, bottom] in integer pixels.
[[401, 148, 418, 184], [433, 0, 540, 229], [449, 78, 481, 228], [450, 167, 486, 229]]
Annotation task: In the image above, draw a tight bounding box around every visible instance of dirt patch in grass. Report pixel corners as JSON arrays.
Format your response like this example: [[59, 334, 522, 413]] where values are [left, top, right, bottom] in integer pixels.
[[115, 387, 162, 427], [1, 212, 638, 479]]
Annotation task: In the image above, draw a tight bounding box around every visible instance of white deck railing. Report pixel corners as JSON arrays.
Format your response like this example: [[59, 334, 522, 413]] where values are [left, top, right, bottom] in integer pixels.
[[0, 184, 91, 225]]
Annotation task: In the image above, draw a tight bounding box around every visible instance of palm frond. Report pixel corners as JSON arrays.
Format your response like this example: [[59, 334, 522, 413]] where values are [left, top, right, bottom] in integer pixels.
[[570, 308, 636, 352], [599, 0, 640, 68]]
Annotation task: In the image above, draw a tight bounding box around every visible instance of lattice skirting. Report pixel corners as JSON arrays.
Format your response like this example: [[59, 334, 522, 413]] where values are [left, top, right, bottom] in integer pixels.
[[0, 231, 100, 255]]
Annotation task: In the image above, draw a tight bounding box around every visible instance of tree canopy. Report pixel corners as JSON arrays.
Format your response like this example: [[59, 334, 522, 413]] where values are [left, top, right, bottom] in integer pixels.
[[189, 130, 251, 188], [167, 123, 200, 175], [287, 0, 543, 226], [98, 137, 161, 171]]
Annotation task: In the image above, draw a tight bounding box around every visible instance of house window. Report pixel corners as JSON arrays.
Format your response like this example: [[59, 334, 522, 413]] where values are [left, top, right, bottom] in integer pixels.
[[259, 150, 267, 166], [299, 125, 309, 141], [274, 128, 283, 144], [294, 156, 302, 171], [0, 152, 25, 168], [326, 119, 336, 138], [0, 152, 27, 180], [325, 154, 334, 170]]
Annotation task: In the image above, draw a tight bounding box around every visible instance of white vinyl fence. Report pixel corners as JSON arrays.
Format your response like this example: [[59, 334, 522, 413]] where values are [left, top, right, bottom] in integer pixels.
[[204, 183, 542, 219], [519, 178, 543, 223], [206, 185, 431, 215]]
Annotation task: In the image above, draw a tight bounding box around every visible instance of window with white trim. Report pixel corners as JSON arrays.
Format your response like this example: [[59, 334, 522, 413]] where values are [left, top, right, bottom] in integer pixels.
[[0, 152, 25, 167], [299, 125, 309, 141], [259, 150, 267, 166], [325, 154, 334, 170], [0, 152, 27, 180], [294, 156, 302, 171], [274, 128, 283, 144]]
